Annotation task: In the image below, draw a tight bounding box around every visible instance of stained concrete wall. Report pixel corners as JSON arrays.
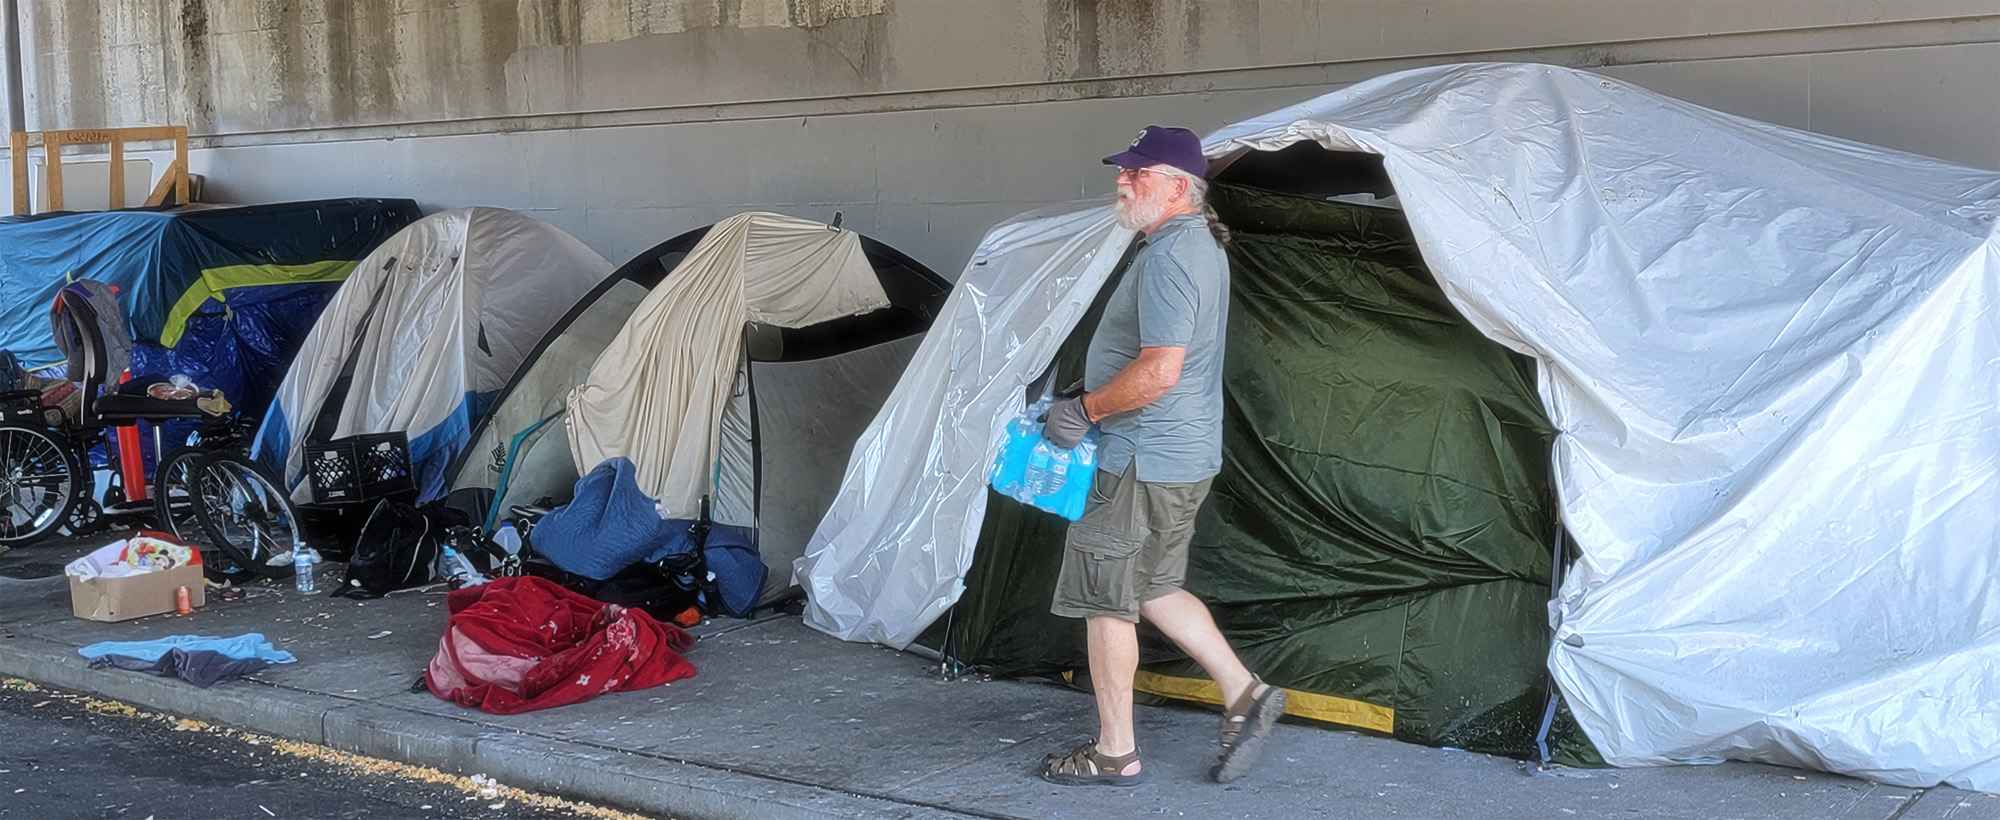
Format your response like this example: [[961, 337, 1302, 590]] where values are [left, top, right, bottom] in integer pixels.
[[6, 1, 1999, 274]]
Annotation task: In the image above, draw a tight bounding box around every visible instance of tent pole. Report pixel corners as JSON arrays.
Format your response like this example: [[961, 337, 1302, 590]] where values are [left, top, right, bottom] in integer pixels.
[[1529, 523, 1571, 773], [1527, 417, 1572, 774], [940, 608, 960, 680]]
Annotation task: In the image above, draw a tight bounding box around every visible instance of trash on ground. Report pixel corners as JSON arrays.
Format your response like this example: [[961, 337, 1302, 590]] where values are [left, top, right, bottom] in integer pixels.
[[64, 534, 207, 622]]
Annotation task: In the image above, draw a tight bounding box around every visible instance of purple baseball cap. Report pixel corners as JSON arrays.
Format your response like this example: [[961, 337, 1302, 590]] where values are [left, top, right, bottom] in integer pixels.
[[1102, 125, 1208, 177]]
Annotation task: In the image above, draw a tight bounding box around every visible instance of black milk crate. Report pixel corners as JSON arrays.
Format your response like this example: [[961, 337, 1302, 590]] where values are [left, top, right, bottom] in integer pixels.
[[306, 431, 414, 503]]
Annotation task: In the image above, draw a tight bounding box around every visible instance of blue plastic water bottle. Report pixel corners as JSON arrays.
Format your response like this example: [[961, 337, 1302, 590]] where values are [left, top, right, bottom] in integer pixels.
[[1025, 441, 1058, 497], [990, 415, 1041, 503], [438, 544, 463, 584]]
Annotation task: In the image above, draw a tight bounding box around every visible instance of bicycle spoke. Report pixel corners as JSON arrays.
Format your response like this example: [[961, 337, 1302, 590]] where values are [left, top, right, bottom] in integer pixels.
[[0, 427, 75, 543], [190, 453, 297, 573], [13, 472, 72, 483]]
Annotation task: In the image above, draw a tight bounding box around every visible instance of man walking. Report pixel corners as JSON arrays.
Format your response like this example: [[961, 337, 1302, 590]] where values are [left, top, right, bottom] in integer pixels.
[[1038, 125, 1284, 787]]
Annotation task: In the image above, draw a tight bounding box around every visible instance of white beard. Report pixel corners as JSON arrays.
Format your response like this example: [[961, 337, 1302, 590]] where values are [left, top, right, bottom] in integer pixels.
[[1113, 192, 1170, 231]]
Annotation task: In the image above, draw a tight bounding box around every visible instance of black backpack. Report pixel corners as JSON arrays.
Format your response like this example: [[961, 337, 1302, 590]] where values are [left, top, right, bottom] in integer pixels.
[[332, 499, 439, 598]]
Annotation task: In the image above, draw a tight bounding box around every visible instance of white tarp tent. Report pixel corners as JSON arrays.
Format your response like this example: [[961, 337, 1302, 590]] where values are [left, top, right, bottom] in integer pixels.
[[254, 207, 614, 502], [796, 62, 2000, 787]]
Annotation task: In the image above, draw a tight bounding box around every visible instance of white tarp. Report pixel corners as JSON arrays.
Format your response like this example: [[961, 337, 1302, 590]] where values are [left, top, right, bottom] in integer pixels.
[[566, 211, 888, 519], [254, 207, 613, 502], [796, 202, 1133, 642], [798, 62, 2000, 788]]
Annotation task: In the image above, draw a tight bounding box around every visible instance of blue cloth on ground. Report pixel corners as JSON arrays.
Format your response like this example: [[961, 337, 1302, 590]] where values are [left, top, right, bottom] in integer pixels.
[[77, 633, 297, 664], [533, 457, 767, 618], [533, 457, 678, 581], [89, 648, 272, 688]]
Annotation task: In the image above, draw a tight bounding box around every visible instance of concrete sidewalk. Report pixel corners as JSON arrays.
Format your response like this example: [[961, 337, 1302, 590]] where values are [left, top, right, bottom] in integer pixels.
[[1, 543, 1993, 820]]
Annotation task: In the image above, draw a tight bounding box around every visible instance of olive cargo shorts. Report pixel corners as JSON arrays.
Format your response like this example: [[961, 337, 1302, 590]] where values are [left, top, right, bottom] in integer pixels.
[[1051, 468, 1215, 622]]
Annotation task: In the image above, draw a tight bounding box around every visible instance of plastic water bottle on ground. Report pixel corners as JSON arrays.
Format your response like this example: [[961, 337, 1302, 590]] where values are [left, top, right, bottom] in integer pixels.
[[437, 543, 489, 588], [438, 543, 463, 584], [292, 539, 315, 594], [493, 522, 522, 557]]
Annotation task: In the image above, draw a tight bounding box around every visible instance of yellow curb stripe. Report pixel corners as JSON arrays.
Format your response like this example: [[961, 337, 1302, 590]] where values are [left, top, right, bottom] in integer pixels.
[[1132, 670, 1396, 734]]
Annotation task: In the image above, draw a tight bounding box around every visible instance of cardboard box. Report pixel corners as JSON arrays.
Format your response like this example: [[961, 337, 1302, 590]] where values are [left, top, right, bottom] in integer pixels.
[[69, 561, 205, 621]]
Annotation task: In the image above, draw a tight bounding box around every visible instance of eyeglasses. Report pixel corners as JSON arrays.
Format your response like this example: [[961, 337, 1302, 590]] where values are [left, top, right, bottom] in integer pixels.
[[1115, 167, 1174, 182]]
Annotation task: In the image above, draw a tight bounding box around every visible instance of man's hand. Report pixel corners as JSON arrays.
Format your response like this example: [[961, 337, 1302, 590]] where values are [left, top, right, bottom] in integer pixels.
[[1043, 394, 1094, 450]]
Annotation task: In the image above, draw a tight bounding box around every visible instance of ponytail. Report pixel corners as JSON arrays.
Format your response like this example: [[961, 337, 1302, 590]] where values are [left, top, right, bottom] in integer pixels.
[[1164, 166, 1232, 245], [1201, 202, 1231, 245]]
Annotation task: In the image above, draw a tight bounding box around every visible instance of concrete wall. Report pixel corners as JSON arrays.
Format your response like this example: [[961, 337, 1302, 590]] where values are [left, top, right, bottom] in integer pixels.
[[7, 1, 1999, 274]]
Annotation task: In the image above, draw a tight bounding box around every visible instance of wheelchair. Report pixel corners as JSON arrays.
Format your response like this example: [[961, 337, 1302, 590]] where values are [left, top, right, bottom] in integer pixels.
[[0, 283, 300, 581]]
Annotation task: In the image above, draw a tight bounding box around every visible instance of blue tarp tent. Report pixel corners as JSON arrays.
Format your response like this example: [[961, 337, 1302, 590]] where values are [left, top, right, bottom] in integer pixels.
[[0, 200, 420, 420]]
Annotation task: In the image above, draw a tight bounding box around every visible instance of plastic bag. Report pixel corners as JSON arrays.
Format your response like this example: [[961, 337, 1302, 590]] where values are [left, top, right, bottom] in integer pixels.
[[989, 394, 1099, 520]]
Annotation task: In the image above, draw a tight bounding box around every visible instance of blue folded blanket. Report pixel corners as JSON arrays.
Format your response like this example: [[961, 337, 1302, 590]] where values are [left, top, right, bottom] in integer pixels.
[[78, 633, 297, 664]]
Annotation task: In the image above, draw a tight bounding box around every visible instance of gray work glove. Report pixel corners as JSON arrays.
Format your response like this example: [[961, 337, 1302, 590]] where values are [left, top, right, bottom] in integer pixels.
[[1042, 394, 1094, 450]]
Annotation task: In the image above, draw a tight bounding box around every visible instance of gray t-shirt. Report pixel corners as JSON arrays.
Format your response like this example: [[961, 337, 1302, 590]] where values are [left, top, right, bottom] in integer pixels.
[[1085, 214, 1230, 483]]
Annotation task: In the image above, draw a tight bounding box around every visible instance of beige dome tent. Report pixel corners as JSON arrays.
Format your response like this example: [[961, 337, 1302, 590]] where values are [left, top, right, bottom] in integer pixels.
[[448, 212, 950, 605]]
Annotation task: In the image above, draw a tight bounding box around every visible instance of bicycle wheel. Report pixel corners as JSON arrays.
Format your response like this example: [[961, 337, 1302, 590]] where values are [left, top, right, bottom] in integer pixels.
[[0, 425, 82, 547], [152, 446, 209, 543], [190, 452, 300, 581]]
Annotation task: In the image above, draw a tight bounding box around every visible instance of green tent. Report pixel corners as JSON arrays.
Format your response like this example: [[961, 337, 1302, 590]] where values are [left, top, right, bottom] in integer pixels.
[[927, 182, 1597, 762]]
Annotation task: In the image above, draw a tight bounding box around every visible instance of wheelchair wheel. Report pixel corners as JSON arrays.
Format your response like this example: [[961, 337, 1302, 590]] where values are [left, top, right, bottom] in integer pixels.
[[152, 446, 208, 543], [59, 497, 105, 538], [0, 425, 83, 547], [190, 453, 300, 581]]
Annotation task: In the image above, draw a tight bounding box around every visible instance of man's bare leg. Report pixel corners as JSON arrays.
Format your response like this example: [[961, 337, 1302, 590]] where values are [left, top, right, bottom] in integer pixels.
[[1086, 615, 1143, 774], [1139, 589, 1264, 707]]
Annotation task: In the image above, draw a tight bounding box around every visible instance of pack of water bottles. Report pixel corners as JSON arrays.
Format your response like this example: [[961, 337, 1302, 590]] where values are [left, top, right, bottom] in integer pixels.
[[990, 395, 1099, 521]]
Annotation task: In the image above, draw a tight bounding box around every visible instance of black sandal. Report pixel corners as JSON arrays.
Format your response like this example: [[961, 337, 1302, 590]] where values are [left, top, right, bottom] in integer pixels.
[[1042, 741, 1146, 787], [1211, 676, 1286, 783]]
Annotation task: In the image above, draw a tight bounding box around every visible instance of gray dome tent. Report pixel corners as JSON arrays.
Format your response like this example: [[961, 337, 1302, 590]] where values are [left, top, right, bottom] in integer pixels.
[[448, 213, 949, 606]]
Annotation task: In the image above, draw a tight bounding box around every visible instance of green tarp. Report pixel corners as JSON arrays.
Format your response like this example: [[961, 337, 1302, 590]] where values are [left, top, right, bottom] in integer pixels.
[[933, 183, 1598, 761]]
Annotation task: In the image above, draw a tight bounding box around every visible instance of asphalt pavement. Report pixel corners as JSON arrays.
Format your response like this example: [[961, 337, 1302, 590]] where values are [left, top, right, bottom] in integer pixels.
[[0, 680, 649, 820]]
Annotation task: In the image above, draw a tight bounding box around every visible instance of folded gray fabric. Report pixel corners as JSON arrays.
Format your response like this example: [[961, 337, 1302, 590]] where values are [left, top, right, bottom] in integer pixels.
[[88, 648, 272, 688]]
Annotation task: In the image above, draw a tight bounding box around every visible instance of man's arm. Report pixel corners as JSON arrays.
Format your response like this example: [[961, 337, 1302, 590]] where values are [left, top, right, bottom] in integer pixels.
[[1082, 346, 1184, 421]]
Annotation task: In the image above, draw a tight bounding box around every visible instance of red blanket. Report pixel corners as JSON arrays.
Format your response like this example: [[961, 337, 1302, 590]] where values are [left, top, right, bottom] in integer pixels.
[[426, 575, 695, 714]]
